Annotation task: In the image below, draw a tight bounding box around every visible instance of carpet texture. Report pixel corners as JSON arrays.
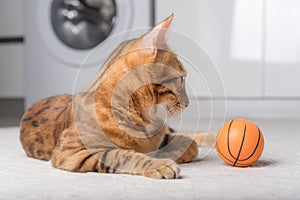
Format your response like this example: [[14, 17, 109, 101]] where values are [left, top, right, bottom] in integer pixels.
[[0, 120, 299, 200]]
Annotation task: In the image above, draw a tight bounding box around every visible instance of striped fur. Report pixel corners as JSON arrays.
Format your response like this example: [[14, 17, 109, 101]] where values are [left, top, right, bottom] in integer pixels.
[[20, 14, 214, 179]]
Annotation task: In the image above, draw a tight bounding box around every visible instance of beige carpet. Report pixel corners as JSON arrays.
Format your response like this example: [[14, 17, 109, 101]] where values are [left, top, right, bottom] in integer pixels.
[[0, 120, 299, 200]]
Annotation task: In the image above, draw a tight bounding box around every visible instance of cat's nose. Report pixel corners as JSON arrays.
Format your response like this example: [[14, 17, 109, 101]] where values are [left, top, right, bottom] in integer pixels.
[[180, 100, 189, 108], [180, 94, 189, 108]]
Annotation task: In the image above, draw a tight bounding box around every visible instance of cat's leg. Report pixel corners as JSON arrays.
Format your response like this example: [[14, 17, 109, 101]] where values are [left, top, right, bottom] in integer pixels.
[[176, 132, 216, 147], [51, 128, 180, 179], [154, 127, 215, 163], [154, 133, 199, 164]]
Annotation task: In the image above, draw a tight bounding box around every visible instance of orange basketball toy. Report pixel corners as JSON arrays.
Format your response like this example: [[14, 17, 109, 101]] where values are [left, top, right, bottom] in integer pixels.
[[216, 119, 264, 167]]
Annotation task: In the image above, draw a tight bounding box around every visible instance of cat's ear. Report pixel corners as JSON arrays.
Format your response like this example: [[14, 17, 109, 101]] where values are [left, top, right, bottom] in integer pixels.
[[141, 13, 174, 50]]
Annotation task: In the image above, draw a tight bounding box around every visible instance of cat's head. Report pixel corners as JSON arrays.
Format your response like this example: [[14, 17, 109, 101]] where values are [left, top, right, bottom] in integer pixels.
[[100, 14, 189, 122], [128, 14, 189, 119]]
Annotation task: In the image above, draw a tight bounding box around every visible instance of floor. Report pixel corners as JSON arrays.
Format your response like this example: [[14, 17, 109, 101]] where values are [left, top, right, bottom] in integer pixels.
[[0, 119, 299, 200]]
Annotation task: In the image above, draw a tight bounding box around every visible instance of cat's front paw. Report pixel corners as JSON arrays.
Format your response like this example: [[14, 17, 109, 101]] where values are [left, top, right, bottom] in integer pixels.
[[144, 159, 180, 179], [176, 140, 198, 164]]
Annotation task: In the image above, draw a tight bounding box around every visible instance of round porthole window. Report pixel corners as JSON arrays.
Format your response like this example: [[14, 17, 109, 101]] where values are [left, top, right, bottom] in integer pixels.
[[51, 0, 117, 50]]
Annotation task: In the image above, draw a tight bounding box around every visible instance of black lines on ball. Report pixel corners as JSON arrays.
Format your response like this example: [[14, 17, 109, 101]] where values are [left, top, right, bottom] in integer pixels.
[[238, 126, 261, 162], [233, 124, 246, 166], [227, 120, 235, 160]]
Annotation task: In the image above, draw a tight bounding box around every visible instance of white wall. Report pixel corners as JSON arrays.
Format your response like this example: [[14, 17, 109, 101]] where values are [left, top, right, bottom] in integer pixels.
[[0, 0, 299, 119], [156, 0, 300, 119], [0, 0, 24, 98]]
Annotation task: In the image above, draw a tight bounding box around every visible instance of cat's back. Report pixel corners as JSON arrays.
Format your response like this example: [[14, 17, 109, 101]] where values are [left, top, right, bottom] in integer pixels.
[[20, 94, 72, 160]]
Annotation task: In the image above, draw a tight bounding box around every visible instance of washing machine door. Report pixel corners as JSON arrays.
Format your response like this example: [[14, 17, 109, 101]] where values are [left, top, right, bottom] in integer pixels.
[[51, 0, 116, 50], [36, 0, 133, 67]]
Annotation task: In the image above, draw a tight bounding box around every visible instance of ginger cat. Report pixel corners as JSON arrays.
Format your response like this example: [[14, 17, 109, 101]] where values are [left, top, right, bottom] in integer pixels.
[[20, 14, 213, 179]]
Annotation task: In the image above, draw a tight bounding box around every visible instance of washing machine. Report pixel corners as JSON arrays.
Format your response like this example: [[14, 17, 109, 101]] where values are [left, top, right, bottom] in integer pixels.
[[25, 0, 153, 108]]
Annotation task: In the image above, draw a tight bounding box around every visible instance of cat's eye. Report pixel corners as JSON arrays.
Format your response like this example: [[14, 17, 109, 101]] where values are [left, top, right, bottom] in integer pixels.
[[180, 76, 184, 84], [180, 76, 185, 95], [160, 76, 185, 87], [163, 76, 184, 83]]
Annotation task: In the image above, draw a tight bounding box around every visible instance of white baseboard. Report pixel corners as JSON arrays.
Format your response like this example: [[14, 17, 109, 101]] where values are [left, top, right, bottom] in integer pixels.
[[183, 98, 300, 119]]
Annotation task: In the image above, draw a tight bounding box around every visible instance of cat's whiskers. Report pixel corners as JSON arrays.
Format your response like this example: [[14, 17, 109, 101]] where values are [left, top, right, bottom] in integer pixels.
[[166, 101, 185, 118]]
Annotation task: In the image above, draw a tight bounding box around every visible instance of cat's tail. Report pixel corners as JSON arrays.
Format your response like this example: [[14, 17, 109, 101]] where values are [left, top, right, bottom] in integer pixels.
[[177, 133, 216, 147]]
